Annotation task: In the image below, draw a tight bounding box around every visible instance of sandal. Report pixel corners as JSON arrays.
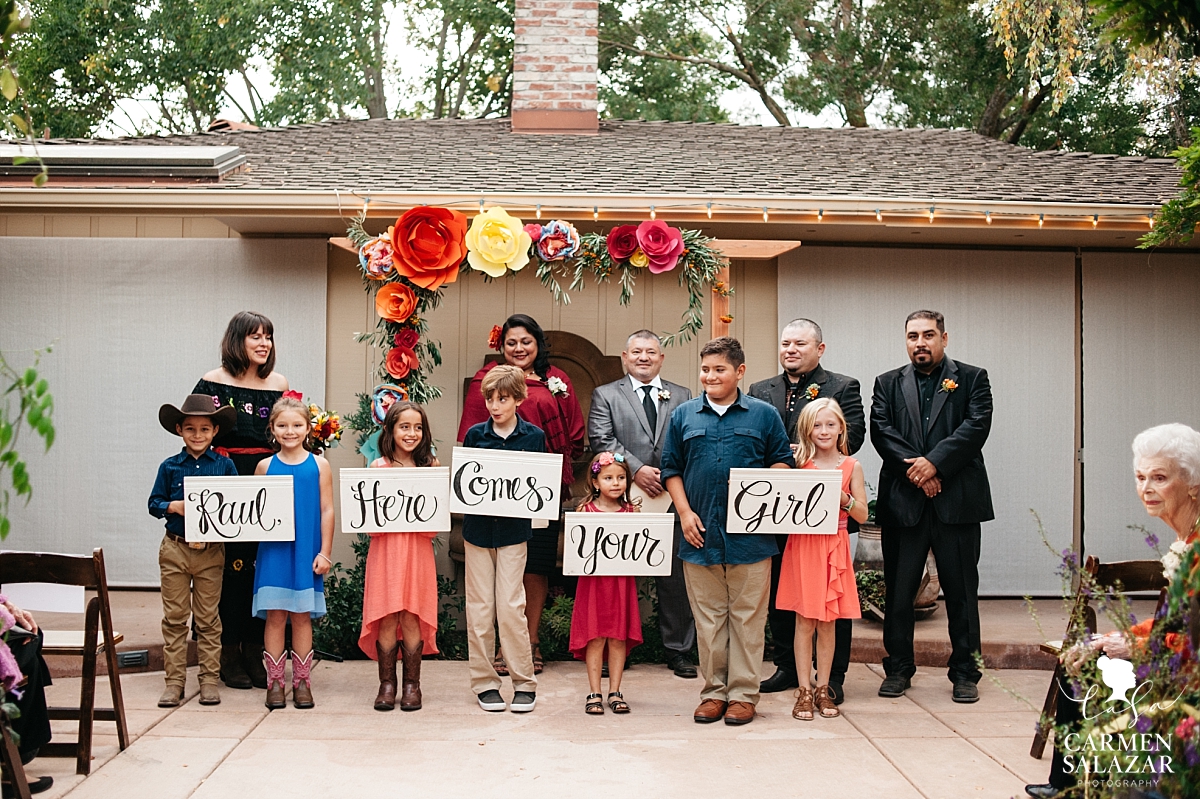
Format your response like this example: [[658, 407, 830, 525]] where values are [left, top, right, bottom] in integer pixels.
[[493, 648, 508, 677], [814, 685, 840, 718], [585, 692, 604, 714], [607, 691, 630, 714], [792, 686, 814, 721], [532, 644, 544, 675]]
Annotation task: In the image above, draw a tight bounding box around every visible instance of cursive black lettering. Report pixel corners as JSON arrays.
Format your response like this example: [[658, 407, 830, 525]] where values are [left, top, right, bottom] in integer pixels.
[[187, 487, 280, 539]]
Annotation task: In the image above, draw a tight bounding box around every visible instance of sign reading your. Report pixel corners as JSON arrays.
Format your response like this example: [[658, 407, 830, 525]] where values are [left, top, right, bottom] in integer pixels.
[[448, 448, 563, 520], [726, 469, 841, 535], [339, 467, 451, 534], [562, 512, 675, 576], [184, 476, 295, 543]]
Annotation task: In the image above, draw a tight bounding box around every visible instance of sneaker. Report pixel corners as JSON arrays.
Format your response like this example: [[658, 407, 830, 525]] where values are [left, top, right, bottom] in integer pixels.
[[878, 674, 910, 698], [510, 691, 537, 712], [477, 689, 507, 712]]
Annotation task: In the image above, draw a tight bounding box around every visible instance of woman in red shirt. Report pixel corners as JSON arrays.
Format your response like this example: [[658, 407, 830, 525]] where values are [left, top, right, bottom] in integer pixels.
[[457, 314, 585, 673]]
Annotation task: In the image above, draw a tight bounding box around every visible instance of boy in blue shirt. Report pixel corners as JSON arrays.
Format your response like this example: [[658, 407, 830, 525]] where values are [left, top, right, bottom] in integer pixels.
[[148, 394, 238, 708], [662, 337, 794, 726], [460, 365, 546, 713]]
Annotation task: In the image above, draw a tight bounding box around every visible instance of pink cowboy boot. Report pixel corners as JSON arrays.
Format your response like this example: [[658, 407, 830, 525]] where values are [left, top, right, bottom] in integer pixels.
[[263, 651, 287, 709], [292, 649, 315, 709]]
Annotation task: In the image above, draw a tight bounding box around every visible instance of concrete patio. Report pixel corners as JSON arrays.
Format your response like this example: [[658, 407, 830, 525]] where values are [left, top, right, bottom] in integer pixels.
[[27, 657, 1059, 799]]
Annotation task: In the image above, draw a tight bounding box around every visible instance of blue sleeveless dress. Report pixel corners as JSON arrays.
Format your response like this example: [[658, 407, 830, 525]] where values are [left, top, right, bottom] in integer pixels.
[[252, 452, 327, 619]]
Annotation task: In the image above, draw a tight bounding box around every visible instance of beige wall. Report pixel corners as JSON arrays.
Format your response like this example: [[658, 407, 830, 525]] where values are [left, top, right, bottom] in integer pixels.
[[778, 246, 1078, 595], [0, 214, 237, 238], [1081, 251, 1200, 563]]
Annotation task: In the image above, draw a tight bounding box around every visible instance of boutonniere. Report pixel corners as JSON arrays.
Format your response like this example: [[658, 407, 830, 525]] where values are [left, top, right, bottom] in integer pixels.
[[939, 379, 958, 394], [546, 376, 569, 397], [803, 383, 820, 401], [657, 388, 671, 402]]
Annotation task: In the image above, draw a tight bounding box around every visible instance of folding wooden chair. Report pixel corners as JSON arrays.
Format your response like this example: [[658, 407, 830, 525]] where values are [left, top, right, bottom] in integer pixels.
[[1030, 555, 1168, 759], [0, 549, 129, 775]]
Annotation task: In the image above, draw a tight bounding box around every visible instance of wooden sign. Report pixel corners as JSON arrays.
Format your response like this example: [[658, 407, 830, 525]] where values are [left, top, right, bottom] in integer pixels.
[[339, 467, 451, 534], [184, 476, 295, 542], [726, 469, 841, 535], [562, 512, 676, 576], [448, 447, 563, 520]]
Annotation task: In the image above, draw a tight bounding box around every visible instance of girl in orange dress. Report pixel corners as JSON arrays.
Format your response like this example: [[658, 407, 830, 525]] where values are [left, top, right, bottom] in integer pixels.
[[358, 401, 440, 712], [777, 398, 867, 721]]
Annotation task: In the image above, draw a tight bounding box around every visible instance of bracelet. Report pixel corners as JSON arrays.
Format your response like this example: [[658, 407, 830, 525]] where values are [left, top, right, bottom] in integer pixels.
[[842, 496, 856, 513], [316, 553, 332, 565]]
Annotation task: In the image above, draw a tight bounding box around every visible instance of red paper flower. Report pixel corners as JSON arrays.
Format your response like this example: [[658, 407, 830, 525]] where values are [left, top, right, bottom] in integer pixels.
[[375, 283, 417, 323], [606, 225, 639, 261], [487, 324, 503, 351], [636, 220, 684, 273], [385, 345, 419, 380], [390, 206, 468, 290], [524, 223, 543, 242], [394, 328, 420, 349], [282, 390, 304, 401]]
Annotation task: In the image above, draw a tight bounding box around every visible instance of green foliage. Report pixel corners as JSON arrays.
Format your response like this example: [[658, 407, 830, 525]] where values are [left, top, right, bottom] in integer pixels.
[[535, 594, 575, 661], [313, 533, 371, 659], [404, 0, 513, 119], [435, 573, 468, 659], [1094, 0, 1200, 49], [0, 347, 56, 541], [856, 569, 885, 612], [1140, 128, 1200, 247]]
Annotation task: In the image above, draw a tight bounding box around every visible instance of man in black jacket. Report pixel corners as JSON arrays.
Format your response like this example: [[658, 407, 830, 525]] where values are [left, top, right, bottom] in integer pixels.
[[870, 310, 993, 703], [748, 318, 864, 703]]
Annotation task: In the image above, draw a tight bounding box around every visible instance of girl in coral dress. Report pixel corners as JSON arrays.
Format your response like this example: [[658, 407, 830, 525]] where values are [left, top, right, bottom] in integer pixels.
[[777, 398, 867, 721], [568, 452, 643, 715], [358, 401, 440, 712]]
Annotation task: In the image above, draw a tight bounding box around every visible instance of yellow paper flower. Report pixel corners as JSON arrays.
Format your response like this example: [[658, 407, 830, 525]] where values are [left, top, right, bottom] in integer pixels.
[[629, 248, 649, 268], [465, 206, 532, 277]]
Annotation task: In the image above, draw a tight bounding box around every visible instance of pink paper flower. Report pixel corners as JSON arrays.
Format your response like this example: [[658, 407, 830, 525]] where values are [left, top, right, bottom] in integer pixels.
[[636, 220, 684, 273]]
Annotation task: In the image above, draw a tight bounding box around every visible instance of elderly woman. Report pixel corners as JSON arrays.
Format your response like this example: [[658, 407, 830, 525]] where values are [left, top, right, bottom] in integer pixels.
[[1025, 422, 1200, 799], [1, 598, 53, 796]]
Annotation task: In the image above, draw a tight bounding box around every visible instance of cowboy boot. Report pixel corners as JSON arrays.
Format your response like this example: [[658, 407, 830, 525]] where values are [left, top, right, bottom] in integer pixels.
[[374, 641, 399, 711], [242, 641, 269, 689], [221, 643, 252, 689], [263, 651, 287, 709], [292, 649, 315, 709], [399, 640, 423, 711]]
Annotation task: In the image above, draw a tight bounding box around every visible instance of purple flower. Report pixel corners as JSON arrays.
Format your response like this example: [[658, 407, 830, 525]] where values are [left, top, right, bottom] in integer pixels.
[[1145, 531, 1160, 550], [1185, 742, 1199, 768], [258, 407, 269, 418], [0, 642, 22, 693], [1136, 663, 1153, 681], [211, 395, 221, 408], [0, 602, 13, 635], [1135, 714, 1154, 733], [1168, 653, 1183, 675]]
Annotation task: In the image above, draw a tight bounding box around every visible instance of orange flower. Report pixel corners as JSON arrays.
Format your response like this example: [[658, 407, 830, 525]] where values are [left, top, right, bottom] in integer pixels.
[[375, 283, 417, 323], [487, 324, 503, 351], [719, 314, 734, 324], [390, 206, 468, 290], [385, 345, 419, 380]]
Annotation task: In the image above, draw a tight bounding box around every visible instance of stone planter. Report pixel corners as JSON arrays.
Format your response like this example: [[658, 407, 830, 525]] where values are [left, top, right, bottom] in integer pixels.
[[854, 523, 884, 572]]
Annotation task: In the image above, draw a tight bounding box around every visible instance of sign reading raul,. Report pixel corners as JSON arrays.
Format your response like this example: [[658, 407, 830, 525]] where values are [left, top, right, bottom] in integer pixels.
[[448, 448, 563, 520], [184, 475, 295, 542], [339, 467, 451, 534], [562, 512, 675, 576], [726, 469, 841, 535]]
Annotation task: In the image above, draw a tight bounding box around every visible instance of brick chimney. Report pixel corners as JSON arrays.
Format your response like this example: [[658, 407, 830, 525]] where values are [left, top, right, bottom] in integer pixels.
[[511, 0, 599, 134]]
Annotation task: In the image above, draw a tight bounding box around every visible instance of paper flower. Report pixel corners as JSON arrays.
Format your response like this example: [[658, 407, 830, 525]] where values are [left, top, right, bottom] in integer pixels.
[[390, 206, 468, 290], [524, 223, 543, 241], [371, 384, 410, 425], [375, 283, 417, 323], [466, 206, 532, 277], [546, 376, 569, 397], [591, 451, 626, 473], [939, 379, 958, 394], [488, 324, 503, 351], [359, 235, 396, 281], [283, 390, 304, 401], [385, 345, 420, 380], [636, 220, 684, 273], [393, 328, 420, 350], [629, 248, 649, 268], [606, 225, 639, 261], [534, 220, 581, 262]]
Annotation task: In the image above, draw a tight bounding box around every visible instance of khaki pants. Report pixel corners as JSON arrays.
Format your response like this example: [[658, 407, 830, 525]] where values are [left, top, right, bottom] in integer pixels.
[[159, 535, 224, 687], [464, 541, 536, 694], [683, 558, 771, 705]]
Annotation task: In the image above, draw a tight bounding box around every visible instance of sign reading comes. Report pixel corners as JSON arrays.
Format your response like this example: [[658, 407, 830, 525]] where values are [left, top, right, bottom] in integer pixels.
[[448, 448, 563, 520]]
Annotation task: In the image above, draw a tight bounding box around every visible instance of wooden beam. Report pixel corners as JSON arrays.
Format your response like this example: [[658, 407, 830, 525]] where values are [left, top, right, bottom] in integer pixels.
[[711, 265, 731, 339], [711, 239, 801, 260], [329, 236, 357, 254]]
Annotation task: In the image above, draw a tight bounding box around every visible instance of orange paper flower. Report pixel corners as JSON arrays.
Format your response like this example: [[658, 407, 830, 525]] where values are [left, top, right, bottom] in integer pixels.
[[390, 206, 468, 290], [385, 345, 419, 380], [487, 324, 503, 351], [375, 283, 417, 323]]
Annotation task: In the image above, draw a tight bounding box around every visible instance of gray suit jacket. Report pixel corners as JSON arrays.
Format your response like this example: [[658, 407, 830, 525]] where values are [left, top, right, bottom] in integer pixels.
[[587, 377, 692, 473]]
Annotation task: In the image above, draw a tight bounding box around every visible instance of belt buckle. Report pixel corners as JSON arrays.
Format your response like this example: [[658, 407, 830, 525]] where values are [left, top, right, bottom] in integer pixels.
[[187, 541, 207, 551]]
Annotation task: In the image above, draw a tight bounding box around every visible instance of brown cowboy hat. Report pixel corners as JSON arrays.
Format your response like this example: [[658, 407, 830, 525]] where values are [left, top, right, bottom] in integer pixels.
[[159, 393, 238, 435]]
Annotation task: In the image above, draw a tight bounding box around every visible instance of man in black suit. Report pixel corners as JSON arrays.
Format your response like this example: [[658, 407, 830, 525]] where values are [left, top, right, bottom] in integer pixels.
[[870, 310, 993, 703], [748, 318, 864, 703]]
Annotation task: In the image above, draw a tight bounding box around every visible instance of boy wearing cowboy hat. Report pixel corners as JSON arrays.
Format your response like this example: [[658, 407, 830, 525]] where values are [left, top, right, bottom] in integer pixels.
[[148, 394, 238, 708]]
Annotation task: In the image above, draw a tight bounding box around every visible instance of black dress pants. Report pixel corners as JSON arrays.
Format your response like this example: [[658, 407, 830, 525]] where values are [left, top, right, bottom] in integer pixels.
[[1049, 673, 1082, 790], [882, 504, 982, 684], [769, 535, 852, 683], [9, 630, 52, 762]]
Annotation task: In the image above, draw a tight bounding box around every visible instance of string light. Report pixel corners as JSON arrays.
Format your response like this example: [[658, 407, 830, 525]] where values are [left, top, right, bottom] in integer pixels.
[[817, 209, 824, 222], [478, 198, 485, 211], [706, 202, 713, 219], [928, 206, 935, 223], [1038, 213, 1044, 228], [593, 206, 598, 221], [536, 204, 542, 220], [762, 206, 769, 222], [1148, 213, 1155, 229], [875, 209, 882, 222], [650, 205, 656, 220], [1092, 214, 1098, 228], [985, 211, 992, 225]]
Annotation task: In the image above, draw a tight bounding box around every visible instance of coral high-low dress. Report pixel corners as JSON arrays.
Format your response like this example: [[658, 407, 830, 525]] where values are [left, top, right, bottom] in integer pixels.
[[776, 457, 862, 622]]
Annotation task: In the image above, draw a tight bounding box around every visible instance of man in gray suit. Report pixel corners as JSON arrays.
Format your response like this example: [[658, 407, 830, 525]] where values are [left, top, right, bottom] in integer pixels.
[[588, 329, 697, 678]]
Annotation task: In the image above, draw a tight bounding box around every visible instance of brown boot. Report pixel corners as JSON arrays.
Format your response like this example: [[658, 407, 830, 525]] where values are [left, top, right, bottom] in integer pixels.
[[292, 649, 315, 709], [221, 643, 252, 690], [399, 640, 423, 711], [374, 641, 399, 711], [263, 651, 286, 709]]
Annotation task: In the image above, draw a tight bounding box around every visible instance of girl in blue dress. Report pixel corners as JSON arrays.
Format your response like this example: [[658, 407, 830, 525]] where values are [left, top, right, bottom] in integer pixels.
[[253, 396, 334, 709]]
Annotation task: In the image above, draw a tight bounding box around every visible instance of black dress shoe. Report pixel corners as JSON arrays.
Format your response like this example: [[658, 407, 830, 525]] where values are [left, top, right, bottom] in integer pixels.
[[2, 775, 53, 798], [828, 681, 845, 705], [759, 666, 799, 693], [878, 674, 910, 697], [1024, 784, 1060, 798], [667, 653, 698, 679], [952, 681, 979, 703]]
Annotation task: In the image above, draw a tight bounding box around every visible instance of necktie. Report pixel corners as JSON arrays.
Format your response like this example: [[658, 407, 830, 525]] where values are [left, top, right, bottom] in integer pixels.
[[641, 385, 658, 432]]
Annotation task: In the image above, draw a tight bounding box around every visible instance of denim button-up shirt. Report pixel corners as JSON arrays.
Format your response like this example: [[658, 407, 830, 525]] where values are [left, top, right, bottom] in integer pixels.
[[660, 390, 795, 566], [460, 417, 548, 549], [148, 448, 238, 536]]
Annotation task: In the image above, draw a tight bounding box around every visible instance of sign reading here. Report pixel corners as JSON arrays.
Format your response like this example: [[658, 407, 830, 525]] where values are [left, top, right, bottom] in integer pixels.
[[339, 467, 451, 533], [726, 469, 841, 535], [448, 447, 563, 520], [562, 512, 675, 576], [184, 475, 295, 542]]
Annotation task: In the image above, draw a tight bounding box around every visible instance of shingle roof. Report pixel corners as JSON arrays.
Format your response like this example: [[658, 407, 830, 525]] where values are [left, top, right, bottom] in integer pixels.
[[70, 118, 1179, 205]]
